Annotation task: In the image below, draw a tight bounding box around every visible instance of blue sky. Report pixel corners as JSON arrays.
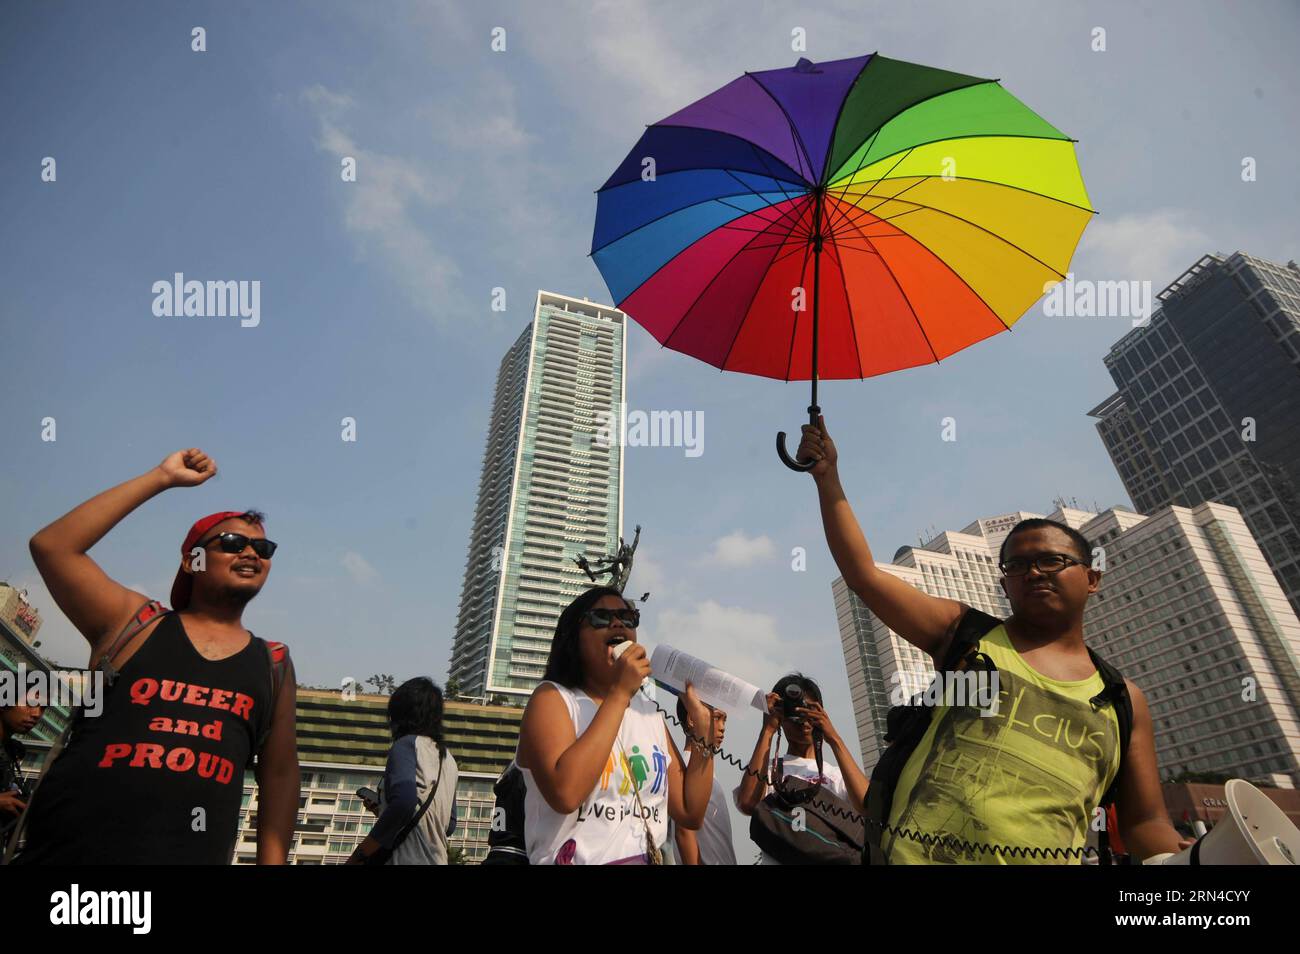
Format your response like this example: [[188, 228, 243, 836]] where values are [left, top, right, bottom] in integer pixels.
[[3, 1, 1298, 860]]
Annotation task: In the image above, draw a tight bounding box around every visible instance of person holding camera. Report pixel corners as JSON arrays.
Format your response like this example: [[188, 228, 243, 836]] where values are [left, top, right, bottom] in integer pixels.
[[1, 692, 45, 852], [734, 673, 869, 865]]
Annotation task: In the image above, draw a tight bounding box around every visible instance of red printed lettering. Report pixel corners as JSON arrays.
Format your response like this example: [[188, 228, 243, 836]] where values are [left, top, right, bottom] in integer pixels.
[[130, 678, 159, 706], [230, 693, 253, 719], [209, 688, 233, 710], [129, 743, 165, 769], [98, 743, 131, 767], [183, 684, 211, 707], [165, 747, 196, 772], [160, 680, 183, 702]]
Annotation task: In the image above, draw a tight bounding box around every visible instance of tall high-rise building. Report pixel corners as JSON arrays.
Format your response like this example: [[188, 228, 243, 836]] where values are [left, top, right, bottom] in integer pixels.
[[449, 291, 626, 701], [1089, 251, 1300, 617], [836, 500, 1300, 786]]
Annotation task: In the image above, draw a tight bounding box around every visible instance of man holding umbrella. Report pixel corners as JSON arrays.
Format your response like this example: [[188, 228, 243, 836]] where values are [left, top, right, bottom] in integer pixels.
[[797, 418, 1191, 864]]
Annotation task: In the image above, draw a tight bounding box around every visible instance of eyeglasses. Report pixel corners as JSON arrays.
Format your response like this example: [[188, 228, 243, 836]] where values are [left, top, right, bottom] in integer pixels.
[[999, 552, 1086, 577], [196, 532, 278, 559], [582, 607, 640, 629]]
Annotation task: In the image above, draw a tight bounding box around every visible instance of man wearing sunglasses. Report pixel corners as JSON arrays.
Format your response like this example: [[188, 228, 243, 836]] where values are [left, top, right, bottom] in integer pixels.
[[797, 417, 1190, 864], [14, 448, 298, 865]]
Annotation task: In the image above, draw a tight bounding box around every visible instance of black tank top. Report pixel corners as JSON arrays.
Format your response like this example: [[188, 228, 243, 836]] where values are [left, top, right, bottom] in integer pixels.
[[15, 612, 274, 865]]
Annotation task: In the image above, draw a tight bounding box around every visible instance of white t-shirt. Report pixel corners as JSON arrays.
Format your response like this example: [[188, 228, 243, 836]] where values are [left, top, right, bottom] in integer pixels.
[[668, 776, 737, 865], [733, 755, 848, 865], [520, 681, 671, 865]]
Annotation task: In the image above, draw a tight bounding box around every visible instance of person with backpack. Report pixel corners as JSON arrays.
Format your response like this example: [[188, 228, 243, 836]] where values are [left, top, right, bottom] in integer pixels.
[[796, 417, 1192, 864], [735, 673, 870, 864], [516, 586, 721, 865], [10, 449, 299, 865], [346, 677, 458, 865]]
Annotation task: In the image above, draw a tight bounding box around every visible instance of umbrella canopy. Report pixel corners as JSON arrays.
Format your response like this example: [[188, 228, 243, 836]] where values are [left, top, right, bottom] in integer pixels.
[[591, 53, 1095, 465]]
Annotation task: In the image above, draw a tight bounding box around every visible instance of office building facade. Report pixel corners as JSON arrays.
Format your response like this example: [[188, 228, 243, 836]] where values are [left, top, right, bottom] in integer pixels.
[[1089, 251, 1300, 618]]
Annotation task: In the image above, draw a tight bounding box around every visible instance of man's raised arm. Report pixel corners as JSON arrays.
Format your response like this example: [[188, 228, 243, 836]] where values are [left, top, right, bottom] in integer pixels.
[[29, 449, 216, 655], [797, 417, 966, 662]]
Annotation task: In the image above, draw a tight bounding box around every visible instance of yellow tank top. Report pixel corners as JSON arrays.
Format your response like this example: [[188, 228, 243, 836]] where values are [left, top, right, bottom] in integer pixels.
[[884, 624, 1120, 864]]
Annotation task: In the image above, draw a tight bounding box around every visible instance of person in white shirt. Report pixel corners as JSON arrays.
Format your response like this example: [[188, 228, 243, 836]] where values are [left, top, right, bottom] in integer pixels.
[[734, 673, 870, 864], [516, 586, 722, 865], [669, 697, 736, 865]]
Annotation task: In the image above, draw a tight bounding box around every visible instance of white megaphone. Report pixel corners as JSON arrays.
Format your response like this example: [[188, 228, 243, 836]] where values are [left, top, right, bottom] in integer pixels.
[[1144, 779, 1300, 865]]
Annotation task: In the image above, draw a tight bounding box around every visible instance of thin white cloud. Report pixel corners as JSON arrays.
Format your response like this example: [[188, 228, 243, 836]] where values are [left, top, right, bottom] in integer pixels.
[[300, 84, 463, 319], [1076, 209, 1214, 288], [707, 530, 777, 567], [649, 599, 792, 693], [341, 551, 380, 586]]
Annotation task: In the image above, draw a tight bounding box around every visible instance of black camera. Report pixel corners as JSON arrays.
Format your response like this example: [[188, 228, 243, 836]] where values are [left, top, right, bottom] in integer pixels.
[[780, 683, 806, 723]]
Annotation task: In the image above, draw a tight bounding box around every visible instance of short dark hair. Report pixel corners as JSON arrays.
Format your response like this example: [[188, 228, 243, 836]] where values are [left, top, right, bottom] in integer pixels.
[[999, 518, 1092, 566], [540, 586, 633, 690], [235, 510, 266, 526], [388, 677, 446, 756]]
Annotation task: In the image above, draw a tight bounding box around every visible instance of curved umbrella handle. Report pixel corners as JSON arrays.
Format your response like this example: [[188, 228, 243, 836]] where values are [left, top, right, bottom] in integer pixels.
[[776, 405, 821, 472]]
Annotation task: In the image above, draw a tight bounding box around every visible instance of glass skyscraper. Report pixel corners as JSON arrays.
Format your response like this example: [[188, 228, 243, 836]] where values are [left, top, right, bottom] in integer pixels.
[[449, 291, 626, 701], [1089, 252, 1300, 618]]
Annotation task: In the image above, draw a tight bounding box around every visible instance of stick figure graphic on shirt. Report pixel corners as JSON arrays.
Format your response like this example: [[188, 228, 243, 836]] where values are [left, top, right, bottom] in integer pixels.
[[628, 746, 650, 792], [618, 752, 633, 794], [600, 752, 615, 792], [650, 745, 668, 794]]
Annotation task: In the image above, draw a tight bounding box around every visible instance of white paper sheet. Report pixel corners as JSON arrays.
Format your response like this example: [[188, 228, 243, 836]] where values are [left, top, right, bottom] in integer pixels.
[[649, 644, 767, 714]]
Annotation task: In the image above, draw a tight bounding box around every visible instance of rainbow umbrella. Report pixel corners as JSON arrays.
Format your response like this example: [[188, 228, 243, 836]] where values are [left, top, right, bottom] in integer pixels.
[[591, 54, 1095, 470]]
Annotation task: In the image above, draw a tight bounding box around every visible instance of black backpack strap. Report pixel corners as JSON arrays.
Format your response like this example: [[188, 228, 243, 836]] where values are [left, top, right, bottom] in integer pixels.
[[256, 640, 290, 753], [940, 606, 1003, 671], [863, 606, 1003, 864], [1087, 647, 1132, 806], [96, 600, 170, 686], [1086, 646, 1132, 865]]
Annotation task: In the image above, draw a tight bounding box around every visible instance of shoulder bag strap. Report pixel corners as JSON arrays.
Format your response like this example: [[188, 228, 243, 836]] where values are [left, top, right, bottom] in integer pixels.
[[387, 745, 444, 856], [3, 599, 167, 864]]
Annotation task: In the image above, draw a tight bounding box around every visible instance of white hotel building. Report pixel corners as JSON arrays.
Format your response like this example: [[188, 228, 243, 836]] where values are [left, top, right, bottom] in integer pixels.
[[836, 502, 1300, 785], [449, 291, 627, 702]]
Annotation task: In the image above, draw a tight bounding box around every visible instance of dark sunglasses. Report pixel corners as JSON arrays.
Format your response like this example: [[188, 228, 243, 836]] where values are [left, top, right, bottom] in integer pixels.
[[196, 531, 278, 559], [582, 607, 640, 629], [999, 552, 1085, 577]]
